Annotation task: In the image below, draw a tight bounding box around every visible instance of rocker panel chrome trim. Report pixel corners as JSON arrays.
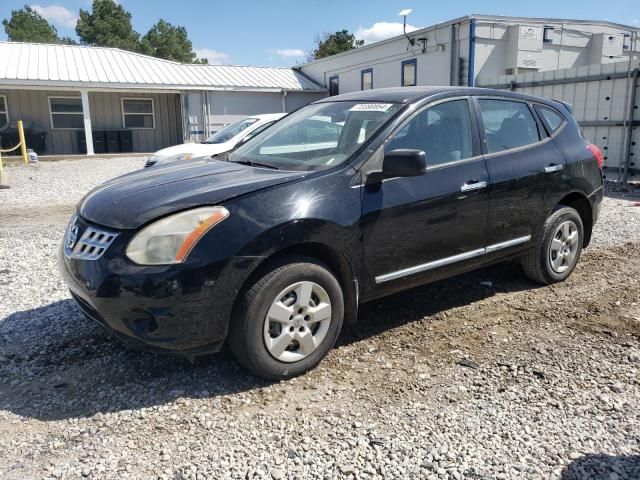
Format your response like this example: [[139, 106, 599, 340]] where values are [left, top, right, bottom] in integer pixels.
[[374, 235, 532, 284]]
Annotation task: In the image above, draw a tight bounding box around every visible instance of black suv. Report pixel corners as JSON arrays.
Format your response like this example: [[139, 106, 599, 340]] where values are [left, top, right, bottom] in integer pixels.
[[59, 87, 603, 379]]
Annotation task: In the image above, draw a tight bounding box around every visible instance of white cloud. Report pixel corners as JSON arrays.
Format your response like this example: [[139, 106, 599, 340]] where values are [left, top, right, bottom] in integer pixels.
[[31, 4, 78, 29], [194, 48, 229, 64], [267, 48, 305, 58], [355, 21, 418, 44]]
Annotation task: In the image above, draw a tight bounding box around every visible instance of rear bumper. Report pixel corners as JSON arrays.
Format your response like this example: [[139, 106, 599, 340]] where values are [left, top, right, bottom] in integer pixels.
[[589, 185, 604, 225]]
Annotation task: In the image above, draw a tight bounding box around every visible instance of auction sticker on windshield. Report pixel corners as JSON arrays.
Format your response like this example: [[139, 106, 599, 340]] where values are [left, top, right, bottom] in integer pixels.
[[349, 103, 394, 112]]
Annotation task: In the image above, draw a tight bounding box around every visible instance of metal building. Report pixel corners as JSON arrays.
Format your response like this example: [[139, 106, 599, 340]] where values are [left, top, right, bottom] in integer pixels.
[[0, 42, 325, 156], [298, 14, 639, 92]]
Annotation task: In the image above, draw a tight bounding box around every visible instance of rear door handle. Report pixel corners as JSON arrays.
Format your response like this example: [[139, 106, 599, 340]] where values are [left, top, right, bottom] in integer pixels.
[[460, 180, 487, 192], [544, 164, 564, 173]]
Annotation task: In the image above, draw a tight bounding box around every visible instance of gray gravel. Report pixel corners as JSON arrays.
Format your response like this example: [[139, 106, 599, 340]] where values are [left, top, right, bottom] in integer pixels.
[[1, 157, 639, 480], [0, 157, 145, 208]]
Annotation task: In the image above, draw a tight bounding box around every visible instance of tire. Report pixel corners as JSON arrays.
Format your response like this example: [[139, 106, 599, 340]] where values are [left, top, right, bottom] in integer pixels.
[[521, 205, 584, 285], [227, 256, 344, 380]]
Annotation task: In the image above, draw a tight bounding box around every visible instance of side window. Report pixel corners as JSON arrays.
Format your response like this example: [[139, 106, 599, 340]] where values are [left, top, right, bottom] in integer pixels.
[[535, 105, 565, 134], [387, 99, 474, 167], [478, 99, 541, 153]]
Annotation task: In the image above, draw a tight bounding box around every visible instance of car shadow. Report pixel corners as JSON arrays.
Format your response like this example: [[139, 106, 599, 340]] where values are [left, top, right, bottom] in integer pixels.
[[340, 260, 538, 347], [603, 180, 640, 202], [0, 261, 539, 422], [560, 453, 640, 479]]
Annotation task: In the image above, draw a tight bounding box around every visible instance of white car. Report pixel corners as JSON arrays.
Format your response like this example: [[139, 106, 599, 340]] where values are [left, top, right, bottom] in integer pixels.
[[145, 113, 286, 168]]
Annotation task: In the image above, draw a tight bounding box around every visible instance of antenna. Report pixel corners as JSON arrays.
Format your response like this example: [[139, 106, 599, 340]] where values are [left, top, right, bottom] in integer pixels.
[[398, 9, 415, 46]]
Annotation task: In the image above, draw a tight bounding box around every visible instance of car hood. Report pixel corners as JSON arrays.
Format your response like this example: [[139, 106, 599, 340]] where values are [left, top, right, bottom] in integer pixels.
[[79, 159, 306, 229], [152, 141, 233, 159]]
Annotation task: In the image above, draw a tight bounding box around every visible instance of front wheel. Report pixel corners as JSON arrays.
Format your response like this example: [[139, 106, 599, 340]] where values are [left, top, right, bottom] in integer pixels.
[[521, 205, 584, 285], [228, 257, 344, 380]]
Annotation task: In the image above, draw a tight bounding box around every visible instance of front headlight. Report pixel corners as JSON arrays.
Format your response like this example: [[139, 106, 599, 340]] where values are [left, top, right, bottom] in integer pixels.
[[126, 207, 229, 265]]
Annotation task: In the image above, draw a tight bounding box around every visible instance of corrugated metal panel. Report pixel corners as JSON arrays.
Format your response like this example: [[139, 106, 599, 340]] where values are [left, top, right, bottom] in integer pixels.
[[0, 42, 324, 92]]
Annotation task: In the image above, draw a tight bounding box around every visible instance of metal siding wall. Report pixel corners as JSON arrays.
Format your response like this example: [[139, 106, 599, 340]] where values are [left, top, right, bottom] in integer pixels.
[[478, 62, 640, 182], [285, 92, 326, 112], [1, 89, 181, 154], [0, 89, 81, 154], [89, 91, 180, 152]]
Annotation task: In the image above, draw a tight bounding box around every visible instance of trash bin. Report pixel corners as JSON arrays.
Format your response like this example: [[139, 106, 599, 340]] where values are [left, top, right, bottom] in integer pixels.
[[119, 130, 133, 153], [77, 130, 87, 154], [105, 130, 120, 153], [93, 130, 106, 154]]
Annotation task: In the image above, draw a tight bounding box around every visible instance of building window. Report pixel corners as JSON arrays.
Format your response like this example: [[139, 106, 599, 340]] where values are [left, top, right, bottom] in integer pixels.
[[49, 97, 84, 129], [401, 59, 417, 87], [623, 34, 631, 51], [329, 75, 339, 96], [122, 98, 155, 129], [0, 95, 8, 129], [543, 26, 554, 44], [361, 68, 373, 90]]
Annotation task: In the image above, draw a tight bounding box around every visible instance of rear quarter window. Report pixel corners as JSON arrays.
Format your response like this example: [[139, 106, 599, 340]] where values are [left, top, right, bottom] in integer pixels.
[[535, 105, 566, 134]]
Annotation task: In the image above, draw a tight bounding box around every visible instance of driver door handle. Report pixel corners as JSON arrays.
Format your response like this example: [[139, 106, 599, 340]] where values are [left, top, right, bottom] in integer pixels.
[[545, 163, 564, 173], [460, 180, 487, 192]]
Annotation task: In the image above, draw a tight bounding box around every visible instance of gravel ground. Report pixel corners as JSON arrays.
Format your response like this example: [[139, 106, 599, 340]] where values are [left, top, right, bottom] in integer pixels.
[[1, 157, 639, 480]]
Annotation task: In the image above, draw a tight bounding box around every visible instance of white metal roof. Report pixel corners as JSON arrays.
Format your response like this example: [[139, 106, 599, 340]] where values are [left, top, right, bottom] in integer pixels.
[[0, 42, 324, 92]]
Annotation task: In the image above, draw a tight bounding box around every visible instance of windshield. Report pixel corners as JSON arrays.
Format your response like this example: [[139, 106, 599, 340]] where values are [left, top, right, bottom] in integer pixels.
[[229, 101, 403, 171], [203, 118, 259, 144]]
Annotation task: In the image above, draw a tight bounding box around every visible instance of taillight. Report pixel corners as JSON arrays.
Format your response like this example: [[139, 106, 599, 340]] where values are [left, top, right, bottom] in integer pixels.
[[587, 143, 604, 169]]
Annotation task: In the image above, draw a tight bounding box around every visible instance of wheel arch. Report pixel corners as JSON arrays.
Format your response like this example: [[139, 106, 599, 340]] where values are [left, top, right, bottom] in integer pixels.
[[235, 241, 360, 327], [556, 191, 593, 247]]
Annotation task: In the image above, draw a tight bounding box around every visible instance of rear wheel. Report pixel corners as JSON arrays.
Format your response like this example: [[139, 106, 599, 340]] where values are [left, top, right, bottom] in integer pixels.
[[521, 205, 584, 285], [228, 257, 344, 379]]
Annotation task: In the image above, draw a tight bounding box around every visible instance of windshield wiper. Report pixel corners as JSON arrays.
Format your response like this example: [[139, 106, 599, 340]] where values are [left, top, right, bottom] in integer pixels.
[[231, 159, 279, 170]]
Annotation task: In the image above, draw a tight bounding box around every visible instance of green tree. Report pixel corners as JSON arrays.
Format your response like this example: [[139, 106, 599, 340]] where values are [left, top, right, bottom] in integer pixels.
[[2, 5, 61, 43], [308, 30, 364, 61], [76, 0, 140, 51], [140, 19, 207, 63]]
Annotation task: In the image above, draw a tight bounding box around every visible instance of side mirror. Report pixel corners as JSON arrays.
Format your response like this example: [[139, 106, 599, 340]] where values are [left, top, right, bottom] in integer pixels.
[[382, 149, 426, 178]]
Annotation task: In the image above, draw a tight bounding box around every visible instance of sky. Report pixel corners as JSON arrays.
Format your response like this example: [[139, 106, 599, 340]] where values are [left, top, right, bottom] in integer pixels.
[[1, 0, 638, 67]]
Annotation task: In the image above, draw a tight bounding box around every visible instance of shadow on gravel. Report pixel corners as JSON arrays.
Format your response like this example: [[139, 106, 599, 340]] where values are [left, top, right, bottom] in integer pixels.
[[603, 181, 640, 202], [0, 261, 538, 421], [561, 453, 640, 480], [0, 300, 268, 421], [340, 260, 539, 347]]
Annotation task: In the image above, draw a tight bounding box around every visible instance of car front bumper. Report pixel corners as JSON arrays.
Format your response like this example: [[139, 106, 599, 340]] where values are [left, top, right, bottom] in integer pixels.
[[58, 216, 263, 355]]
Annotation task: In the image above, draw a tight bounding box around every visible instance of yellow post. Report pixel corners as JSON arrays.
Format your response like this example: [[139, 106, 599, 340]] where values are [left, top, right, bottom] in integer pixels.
[[17, 120, 28, 164]]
